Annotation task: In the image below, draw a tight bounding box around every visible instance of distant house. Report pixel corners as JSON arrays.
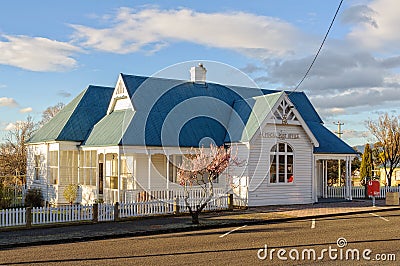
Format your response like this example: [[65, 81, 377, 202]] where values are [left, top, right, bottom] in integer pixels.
[[377, 167, 400, 186], [26, 64, 357, 206]]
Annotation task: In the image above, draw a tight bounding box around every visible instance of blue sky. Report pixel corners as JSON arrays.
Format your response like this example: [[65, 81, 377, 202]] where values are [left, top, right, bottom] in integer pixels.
[[0, 0, 399, 146]]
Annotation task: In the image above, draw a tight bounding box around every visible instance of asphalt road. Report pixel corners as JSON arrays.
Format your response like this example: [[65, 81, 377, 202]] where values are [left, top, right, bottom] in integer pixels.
[[1, 210, 400, 265]]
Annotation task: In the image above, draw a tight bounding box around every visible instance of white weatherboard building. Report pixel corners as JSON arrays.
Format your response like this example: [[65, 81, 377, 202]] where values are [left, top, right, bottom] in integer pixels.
[[26, 65, 357, 206]]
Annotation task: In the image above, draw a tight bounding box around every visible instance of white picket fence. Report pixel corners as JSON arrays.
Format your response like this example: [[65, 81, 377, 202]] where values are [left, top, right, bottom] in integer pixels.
[[98, 203, 114, 222], [118, 194, 228, 219], [327, 186, 400, 199], [31, 205, 93, 225], [0, 189, 229, 227], [0, 208, 26, 227], [119, 200, 174, 218]]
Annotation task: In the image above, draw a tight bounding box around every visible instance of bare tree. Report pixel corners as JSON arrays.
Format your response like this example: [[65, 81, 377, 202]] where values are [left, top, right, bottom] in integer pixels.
[[40, 102, 65, 126], [177, 144, 240, 224], [366, 113, 400, 186], [0, 116, 36, 183], [0, 103, 64, 185]]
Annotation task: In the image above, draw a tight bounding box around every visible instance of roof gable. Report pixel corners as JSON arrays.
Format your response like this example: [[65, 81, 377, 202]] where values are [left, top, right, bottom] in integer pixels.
[[273, 96, 299, 124], [84, 109, 134, 146], [107, 74, 134, 114], [225, 92, 283, 143], [226, 92, 319, 146]]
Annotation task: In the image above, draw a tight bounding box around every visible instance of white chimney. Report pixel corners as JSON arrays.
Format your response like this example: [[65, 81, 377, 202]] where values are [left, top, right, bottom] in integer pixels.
[[190, 63, 207, 83]]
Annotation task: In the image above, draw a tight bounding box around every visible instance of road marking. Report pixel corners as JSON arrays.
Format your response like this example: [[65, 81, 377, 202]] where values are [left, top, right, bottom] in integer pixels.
[[311, 219, 316, 229], [369, 213, 389, 221], [219, 225, 247, 238]]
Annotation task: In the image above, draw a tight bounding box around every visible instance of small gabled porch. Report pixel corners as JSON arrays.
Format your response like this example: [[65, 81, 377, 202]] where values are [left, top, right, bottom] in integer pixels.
[[315, 154, 356, 202]]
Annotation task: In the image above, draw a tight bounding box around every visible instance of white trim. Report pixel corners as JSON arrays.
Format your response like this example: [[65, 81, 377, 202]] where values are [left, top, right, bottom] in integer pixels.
[[106, 74, 134, 114], [117, 151, 121, 202], [133, 156, 137, 190], [287, 104, 319, 147], [312, 152, 316, 202], [148, 154, 151, 190], [82, 145, 198, 155], [166, 155, 170, 190], [250, 93, 319, 147], [314, 154, 357, 160]]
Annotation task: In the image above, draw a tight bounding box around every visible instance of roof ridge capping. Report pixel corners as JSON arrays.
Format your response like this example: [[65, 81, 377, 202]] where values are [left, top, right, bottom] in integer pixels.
[[232, 90, 285, 104]]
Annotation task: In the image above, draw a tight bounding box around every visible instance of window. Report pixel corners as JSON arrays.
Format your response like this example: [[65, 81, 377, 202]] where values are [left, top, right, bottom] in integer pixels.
[[60, 151, 78, 184], [34, 155, 40, 180], [105, 153, 118, 189], [169, 155, 183, 183], [120, 156, 134, 190], [49, 151, 59, 184], [269, 143, 294, 184], [80, 150, 97, 186]]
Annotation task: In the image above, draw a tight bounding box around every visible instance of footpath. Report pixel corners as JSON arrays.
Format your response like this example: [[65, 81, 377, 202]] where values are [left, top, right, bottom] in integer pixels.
[[1, 199, 399, 249]]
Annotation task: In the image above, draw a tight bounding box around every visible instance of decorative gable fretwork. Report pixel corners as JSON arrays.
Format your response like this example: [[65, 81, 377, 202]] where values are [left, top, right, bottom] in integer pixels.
[[115, 81, 126, 95], [107, 76, 134, 114], [273, 98, 298, 125]]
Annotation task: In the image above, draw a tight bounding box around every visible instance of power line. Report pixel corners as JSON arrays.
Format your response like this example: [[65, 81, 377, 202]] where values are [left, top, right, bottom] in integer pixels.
[[290, 0, 344, 94]]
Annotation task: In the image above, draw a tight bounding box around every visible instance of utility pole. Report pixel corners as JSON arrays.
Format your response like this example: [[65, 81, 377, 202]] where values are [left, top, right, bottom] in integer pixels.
[[333, 121, 344, 186]]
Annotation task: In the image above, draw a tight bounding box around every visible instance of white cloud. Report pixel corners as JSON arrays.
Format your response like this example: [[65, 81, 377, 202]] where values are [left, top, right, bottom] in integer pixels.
[[341, 5, 378, 28], [57, 90, 72, 98], [0, 97, 18, 107], [347, 0, 400, 52], [310, 86, 400, 109], [5, 122, 15, 131], [70, 7, 304, 59], [247, 45, 400, 114], [0, 35, 81, 72], [19, 107, 33, 113], [342, 129, 370, 140]]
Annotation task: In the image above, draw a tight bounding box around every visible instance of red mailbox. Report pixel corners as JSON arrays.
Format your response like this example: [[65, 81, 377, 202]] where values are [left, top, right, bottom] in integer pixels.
[[367, 180, 380, 196]]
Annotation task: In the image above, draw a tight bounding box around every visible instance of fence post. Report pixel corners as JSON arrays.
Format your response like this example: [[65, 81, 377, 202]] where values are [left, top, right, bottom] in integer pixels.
[[228, 194, 234, 211], [173, 197, 180, 215], [92, 203, 98, 223], [26, 207, 32, 228], [114, 202, 120, 221]]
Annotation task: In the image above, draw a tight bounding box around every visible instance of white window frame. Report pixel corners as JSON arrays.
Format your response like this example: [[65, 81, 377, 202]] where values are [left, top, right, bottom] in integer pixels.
[[269, 143, 294, 184]]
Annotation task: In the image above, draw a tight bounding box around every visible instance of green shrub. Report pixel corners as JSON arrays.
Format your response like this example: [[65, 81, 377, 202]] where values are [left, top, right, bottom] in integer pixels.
[[24, 188, 44, 207], [0, 184, 13, 209], [63, 184, 78, 204]]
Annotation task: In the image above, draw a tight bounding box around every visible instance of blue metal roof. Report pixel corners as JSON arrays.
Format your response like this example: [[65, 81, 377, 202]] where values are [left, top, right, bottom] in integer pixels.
[[119, 75, 257, 147], [307, 121, 356, 154], [28, 85, 114, 143], [286, 92, 323, 123], [52, 73, 356, 155]]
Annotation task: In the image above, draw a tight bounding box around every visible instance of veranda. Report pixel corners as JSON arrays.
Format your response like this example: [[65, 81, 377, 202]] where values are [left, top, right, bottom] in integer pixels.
[[43, 145, 227, 205]]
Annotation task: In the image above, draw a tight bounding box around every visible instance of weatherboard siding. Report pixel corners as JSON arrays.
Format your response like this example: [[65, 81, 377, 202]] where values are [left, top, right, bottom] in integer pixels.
[[26, 144, 48, 192], [247, 124, 314, 206], [227, 143, 250, 182]]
